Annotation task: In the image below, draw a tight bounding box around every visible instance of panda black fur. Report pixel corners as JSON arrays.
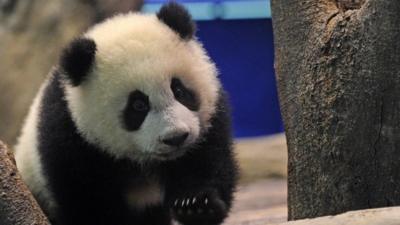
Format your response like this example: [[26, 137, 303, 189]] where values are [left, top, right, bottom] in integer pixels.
[[15, 3, 238, 225]]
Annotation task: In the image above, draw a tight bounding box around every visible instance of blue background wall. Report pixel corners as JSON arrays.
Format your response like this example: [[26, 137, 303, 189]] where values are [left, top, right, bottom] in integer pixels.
[[143, 0, 283, 137], [196, 19, 283, 137]]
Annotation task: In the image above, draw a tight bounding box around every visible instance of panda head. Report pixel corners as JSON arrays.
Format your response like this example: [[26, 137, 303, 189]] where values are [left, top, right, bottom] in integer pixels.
[[60, 3, 220, 162]]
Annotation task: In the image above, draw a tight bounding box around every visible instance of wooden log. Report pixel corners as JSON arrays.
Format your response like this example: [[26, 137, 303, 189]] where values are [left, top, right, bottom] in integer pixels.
[[0, 141, 50, 225]]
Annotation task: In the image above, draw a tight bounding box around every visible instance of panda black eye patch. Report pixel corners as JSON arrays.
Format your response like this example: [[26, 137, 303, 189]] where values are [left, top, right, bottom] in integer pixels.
[[171, 78, 199, 111], [122, 90, 150, 131]]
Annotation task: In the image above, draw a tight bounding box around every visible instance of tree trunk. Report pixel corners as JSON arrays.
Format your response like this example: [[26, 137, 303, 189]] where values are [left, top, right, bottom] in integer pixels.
[[271, 0, 400, 220], [0, 141, 50, 225]]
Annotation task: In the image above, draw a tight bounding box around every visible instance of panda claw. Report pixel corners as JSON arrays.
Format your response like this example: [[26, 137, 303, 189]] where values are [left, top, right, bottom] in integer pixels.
[[172, 190, 227, 225]]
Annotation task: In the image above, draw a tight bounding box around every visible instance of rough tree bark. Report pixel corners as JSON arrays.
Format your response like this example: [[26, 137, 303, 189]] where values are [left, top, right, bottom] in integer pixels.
[[0, 141, 50, 225], [271, 0, 400, 220]]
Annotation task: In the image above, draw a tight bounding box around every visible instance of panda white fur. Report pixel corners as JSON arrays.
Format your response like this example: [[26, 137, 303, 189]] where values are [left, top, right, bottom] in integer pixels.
[[15, 3, 238, 225]]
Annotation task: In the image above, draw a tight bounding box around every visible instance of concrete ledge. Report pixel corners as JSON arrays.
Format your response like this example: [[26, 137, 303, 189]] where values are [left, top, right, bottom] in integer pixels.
[[273, 207, 400, 225]]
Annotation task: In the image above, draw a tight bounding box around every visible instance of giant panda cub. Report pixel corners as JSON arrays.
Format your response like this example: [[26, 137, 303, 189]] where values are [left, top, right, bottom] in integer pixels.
[[14, 2, 238, 225]]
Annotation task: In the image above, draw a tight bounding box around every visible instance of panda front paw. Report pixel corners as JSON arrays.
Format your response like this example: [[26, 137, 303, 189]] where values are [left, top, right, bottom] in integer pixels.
[[171, 189, 227, 225]]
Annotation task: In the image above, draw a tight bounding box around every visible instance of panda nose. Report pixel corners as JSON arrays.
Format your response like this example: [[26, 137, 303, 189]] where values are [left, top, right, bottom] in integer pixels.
[[162, 132, 189, 147]]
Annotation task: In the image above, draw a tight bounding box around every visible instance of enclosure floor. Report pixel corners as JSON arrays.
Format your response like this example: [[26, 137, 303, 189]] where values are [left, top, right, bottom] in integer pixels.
[[224, 179, 287, 225], [235, 134, 287, 183]]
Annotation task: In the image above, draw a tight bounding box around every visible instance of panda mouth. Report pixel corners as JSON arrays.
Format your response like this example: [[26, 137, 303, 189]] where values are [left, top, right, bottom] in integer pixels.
[[154, 148, 186, 160]]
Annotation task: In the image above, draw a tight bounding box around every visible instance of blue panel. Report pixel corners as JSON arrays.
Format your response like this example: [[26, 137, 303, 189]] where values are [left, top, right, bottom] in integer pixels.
[[220, 0, 271, 19], [196, 19, 284, 137], [143, 2, 216, 20], [142, 0, 271, 20]]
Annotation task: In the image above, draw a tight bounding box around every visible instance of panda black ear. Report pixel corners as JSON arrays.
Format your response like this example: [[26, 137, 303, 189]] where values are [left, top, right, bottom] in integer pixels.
[[157, 2, 195, 40], [60, 37, 97, 86]]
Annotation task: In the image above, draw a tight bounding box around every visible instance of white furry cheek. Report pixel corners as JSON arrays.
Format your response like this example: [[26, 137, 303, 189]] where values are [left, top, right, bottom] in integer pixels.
[[189, 117, 201, 143], [131, 112, 165, 154], [64, 84, 139, 159]]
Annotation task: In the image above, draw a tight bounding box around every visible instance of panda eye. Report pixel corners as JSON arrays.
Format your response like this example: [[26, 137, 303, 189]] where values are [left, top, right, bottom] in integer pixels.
[[122, 90, 150, 131], [132, 99, 149, 112], [174, 86, 185, 99], [171, 78, 199, 111]]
